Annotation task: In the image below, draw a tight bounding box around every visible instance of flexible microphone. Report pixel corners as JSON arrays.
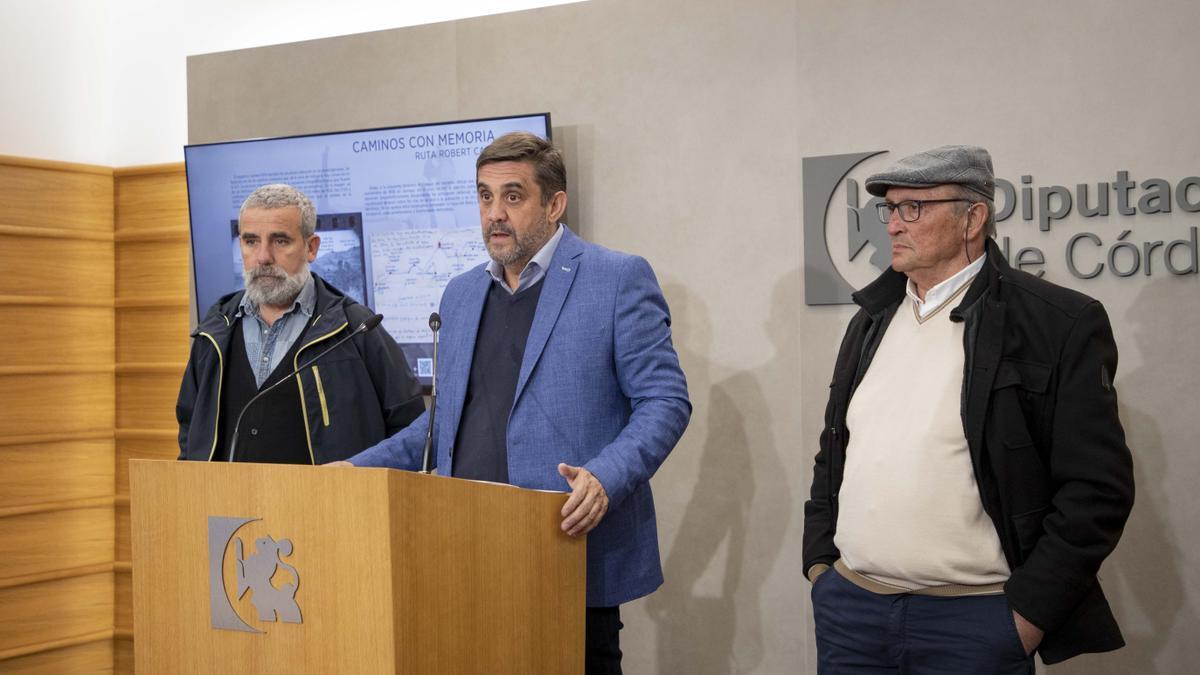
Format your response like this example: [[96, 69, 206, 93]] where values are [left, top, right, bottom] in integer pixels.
[[420, 312, 441, 474], [227, 313, 384, 462]]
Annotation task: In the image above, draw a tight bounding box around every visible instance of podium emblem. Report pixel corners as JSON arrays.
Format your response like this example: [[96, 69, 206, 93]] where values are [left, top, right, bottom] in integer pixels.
[[208, 516, 304, 632]]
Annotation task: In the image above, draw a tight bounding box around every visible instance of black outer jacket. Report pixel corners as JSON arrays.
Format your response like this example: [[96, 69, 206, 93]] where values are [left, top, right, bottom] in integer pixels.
[[802, 239, 1134, 664], [175, 274, 425, 464]]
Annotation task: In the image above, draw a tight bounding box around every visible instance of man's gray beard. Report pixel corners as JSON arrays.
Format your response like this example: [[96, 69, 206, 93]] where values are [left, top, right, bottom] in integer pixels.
[[244, 263, 310, 308], [485, 220, 551, 268]]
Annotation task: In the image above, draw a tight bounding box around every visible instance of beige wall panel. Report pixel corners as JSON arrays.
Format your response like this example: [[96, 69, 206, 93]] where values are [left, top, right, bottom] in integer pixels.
[[116, 305, 190, 365], [0, 236, 112, 301], [0, 163, 112, 232], [0, 637, 114, 675], [0, 306, 114, 368], [115, 239, 189, 300], [116, 436, 179, 496], [114, 170, 188, 233], [186, 24, 459, 144], [114, 570, 131, 633], [0, 507, 114, 581], [0, 373, 114, 438], [115, 372, 179, 431], [0, 572, 113, 653], [114, 503, 129, 564], [0, 439, 114, 510], [114, 635, 132, 674]]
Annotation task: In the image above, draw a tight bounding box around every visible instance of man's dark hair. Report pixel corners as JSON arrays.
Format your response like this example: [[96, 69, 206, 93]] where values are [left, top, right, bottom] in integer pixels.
[[476, 131, 566, 205]]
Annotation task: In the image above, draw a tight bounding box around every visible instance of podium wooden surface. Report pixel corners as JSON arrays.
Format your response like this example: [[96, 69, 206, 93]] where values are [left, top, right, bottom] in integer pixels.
[[129, 460, 585, 674]]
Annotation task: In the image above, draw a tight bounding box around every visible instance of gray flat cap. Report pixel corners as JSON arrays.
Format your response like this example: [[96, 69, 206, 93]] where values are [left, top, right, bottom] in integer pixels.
[[865, 144, 995, 200]]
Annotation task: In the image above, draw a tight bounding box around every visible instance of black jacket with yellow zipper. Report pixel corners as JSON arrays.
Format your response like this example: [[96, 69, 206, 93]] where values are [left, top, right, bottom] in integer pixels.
[[175, 274, 425, 464]]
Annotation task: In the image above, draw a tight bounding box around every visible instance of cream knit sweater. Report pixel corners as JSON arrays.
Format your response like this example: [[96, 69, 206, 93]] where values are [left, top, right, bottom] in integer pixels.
[[834, 290, 1009, 590]]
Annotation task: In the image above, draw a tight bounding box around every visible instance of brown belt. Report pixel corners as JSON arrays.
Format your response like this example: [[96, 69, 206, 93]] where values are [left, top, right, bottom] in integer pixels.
[[830, 559, 1006, 597]]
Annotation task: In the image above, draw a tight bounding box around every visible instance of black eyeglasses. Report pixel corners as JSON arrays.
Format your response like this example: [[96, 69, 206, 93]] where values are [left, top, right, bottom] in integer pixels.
[[876, 198, 972, 224]]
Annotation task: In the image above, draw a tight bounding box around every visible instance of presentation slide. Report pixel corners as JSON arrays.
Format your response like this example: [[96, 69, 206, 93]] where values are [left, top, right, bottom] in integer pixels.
[[184, 113, 551, 384]]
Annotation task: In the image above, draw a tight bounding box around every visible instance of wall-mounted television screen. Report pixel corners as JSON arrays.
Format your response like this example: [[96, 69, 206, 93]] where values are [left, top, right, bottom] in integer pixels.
[[184, 112, 552, 386]]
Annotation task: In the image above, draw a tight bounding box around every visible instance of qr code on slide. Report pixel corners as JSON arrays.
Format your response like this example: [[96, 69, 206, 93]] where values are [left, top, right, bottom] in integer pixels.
[[417, 358, 433, 377]]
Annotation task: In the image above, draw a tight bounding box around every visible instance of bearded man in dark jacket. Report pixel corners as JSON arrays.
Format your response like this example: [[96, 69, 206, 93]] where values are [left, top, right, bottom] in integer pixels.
[[176, 183, 424, 464]]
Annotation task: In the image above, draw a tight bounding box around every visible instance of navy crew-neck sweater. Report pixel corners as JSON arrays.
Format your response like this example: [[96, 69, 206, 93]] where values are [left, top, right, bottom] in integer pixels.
[[452, 278, 545, 483], [217, 314, 313, 464]]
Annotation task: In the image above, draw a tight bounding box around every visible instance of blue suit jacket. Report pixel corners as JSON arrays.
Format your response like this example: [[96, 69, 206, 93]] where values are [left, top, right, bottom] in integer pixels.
[[351, 227, 691, 606]]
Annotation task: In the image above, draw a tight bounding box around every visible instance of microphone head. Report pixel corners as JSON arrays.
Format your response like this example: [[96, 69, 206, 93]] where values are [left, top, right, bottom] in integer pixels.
[[361, 313, 384, 332], [428, 312, 442, 331]]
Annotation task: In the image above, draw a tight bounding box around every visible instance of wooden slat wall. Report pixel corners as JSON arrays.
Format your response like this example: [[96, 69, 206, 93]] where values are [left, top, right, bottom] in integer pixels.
[[0, 156, 116, 672], [0, 157, 190, 673], [112, 163, 191, 673]]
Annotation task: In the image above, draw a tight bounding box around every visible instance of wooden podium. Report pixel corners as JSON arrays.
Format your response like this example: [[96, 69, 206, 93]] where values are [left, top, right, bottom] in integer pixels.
[[129, 460, 585, 674]]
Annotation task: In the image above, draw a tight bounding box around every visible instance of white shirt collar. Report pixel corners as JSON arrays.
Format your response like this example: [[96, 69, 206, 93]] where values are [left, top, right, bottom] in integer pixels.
[[906, 254, 987, 319]]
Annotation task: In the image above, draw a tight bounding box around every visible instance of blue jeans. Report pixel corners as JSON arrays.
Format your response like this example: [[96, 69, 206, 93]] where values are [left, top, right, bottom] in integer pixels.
[[811, 567, 1035, 674]]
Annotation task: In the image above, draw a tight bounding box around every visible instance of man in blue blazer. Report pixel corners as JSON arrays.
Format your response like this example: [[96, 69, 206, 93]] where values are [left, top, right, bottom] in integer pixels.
[[342, 132, 691, 673]]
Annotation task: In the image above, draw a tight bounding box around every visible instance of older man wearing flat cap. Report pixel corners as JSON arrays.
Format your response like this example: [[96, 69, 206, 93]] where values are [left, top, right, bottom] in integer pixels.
[[803, 145, 1133, 671]]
